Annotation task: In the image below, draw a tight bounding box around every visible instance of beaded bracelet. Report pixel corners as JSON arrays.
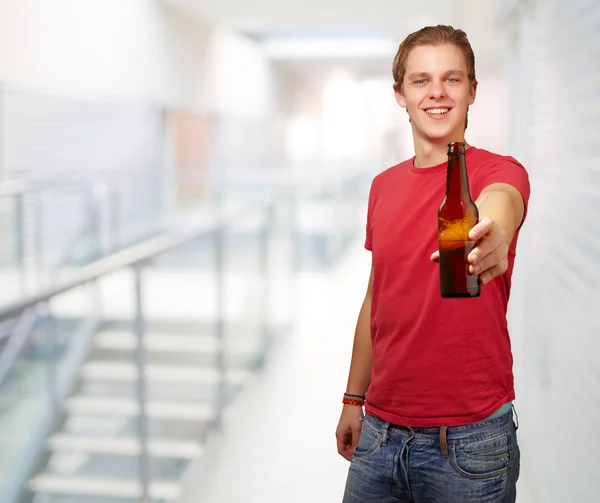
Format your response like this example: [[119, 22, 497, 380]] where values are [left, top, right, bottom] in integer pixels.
[[342, 397, 365, 407], [344, 393, 366, 400]]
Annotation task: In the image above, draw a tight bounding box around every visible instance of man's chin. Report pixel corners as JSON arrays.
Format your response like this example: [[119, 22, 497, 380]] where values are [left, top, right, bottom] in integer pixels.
[[415, 125, 463, 143]]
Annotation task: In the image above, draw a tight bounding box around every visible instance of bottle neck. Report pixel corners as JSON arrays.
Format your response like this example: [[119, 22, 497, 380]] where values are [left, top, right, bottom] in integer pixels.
[[445, 154, 471, 201]]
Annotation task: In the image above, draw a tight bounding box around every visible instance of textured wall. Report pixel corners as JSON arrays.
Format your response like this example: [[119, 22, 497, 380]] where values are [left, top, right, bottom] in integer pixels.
[[508, 1, 600, 501]]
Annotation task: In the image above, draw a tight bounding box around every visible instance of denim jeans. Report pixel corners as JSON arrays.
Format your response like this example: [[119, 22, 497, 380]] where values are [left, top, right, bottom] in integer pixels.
[[343, 408, 520, 503]]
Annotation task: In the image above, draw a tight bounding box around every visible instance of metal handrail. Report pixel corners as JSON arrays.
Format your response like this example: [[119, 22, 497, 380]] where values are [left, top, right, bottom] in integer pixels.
[[0, 174, 126, 297], [0, 167, 368, 333], [0, 308, 37, 387], [0, 200, 268, 324], [0, 176, 116, 197]]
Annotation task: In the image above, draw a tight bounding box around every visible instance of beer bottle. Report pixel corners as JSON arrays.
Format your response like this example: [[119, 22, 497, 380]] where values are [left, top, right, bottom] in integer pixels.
[[438, 142, 480, 298]]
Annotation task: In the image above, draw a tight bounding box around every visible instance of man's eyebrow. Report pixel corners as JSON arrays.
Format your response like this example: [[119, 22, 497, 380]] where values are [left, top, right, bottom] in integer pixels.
[[445, 69, 466, 76], [407, 69, 466, 79], [407, 72, 431, 79]]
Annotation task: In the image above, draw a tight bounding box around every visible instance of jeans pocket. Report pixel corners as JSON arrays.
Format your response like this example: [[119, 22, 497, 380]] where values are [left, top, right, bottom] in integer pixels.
[[352, 420, 382, 458], [449, 434, 511, 480]]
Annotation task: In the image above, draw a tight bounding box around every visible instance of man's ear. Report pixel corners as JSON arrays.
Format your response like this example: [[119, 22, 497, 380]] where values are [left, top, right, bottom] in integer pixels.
[[393, 83, 407, 108], [469, 80, 478, 105]]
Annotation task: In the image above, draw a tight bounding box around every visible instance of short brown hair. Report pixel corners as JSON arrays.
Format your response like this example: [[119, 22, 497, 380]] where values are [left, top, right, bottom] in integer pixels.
[[392, 25, 476, 92]]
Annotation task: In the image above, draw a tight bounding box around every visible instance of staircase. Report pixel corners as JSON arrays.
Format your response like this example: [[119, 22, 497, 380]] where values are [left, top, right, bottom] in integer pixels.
[[26, 321, 263, 502]]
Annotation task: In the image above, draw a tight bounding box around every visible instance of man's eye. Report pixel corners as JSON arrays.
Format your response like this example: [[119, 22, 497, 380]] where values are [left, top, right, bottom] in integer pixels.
[[415, 79, 427, 85], [447, 78, 458, 83]]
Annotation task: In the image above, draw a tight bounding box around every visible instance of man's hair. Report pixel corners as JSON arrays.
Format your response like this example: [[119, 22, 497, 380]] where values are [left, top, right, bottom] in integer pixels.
[[392, 25, 476, 93]]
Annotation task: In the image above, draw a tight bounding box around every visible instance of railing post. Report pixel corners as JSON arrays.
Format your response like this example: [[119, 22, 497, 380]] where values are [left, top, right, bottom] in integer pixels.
[[85, 185, 104, 260], [258, 205, 273, 359], [214, 222, 226, 428], [133, 262, 151, 503], [33, 192, 44, 291], [110, 186, 121, 253], [14, 192, 26, 295], [289, 191, 300, 326], [290, 187, 301, 273], [41, 302, 61, 414]]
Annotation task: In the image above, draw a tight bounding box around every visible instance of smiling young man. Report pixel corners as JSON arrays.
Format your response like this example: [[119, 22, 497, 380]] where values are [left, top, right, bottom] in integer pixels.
[[336, 26, 530, 502]]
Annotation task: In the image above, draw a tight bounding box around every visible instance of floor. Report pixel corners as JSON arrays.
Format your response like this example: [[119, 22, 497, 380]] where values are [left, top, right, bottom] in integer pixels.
[[181, 241, 537, 503]]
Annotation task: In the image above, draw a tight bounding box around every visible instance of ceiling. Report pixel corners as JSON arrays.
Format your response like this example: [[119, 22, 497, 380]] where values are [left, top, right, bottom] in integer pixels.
[[167, 0, 509, 82], [169, 0, 464, 36]]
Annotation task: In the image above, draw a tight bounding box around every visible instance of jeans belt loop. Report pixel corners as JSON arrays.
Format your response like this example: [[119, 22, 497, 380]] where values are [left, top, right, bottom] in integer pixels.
[[381, 422, 389, 446]]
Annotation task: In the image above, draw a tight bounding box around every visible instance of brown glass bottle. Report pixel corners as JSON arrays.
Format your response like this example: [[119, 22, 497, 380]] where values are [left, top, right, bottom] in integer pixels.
[[438, 142, 480, 298]]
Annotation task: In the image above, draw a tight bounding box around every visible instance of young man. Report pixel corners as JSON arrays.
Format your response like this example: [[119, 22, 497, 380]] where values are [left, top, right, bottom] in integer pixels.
[[336, 26, 530, 502]]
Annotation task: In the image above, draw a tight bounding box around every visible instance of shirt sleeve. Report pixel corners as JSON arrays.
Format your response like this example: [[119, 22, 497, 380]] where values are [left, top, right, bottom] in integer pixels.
[[472, 156, 531, 226]]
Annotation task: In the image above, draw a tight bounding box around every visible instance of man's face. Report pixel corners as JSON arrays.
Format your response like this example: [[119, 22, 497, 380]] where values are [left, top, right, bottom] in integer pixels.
[[395, 43, 477, 143]]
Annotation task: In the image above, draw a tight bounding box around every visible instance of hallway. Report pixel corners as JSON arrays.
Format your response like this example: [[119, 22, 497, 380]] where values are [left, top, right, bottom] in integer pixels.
[[0, 1, 598, 500]]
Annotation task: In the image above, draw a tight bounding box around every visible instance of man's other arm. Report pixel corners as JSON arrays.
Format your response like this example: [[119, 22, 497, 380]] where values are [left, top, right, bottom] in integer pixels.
[[336, 261, 374, 461]]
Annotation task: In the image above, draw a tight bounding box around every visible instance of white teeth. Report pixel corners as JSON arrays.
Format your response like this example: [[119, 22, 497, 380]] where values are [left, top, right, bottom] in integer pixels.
[[426, 108, 449, 115]]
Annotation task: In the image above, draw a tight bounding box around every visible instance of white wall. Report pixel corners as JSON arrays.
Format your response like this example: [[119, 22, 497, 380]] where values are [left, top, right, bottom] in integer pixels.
[[0, 0, 281, 187], [205, 29, 276, 116], [0, 0, 211, 106], [0, 0, 277, 114], [466, 74, 511, 155], [505, 0, 600, 501], [201, 29, 280, 183]]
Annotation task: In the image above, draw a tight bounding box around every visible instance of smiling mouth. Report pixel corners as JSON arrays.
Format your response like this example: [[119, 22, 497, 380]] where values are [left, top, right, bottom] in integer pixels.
[[424, 108, 451, 116]]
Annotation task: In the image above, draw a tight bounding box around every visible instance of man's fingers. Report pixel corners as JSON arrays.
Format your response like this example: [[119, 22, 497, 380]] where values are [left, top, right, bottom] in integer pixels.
[[430, 250, 440, 263], [468, 217, 494, 241], [337, 426, 359, 462], [339, 446, 353, 462], [468, 232, 503, 265], [335, 423, 362, 462], [480, 262, 508, 284], [471, 244, 506, 275], [336, 434, 347, 457]]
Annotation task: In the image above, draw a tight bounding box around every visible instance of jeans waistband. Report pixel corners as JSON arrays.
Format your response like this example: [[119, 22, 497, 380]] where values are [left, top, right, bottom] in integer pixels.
[[363, 406, 516, 445]]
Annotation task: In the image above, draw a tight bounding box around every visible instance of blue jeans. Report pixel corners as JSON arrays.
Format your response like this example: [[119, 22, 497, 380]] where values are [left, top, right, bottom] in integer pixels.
[[343, 409, 520, 502]]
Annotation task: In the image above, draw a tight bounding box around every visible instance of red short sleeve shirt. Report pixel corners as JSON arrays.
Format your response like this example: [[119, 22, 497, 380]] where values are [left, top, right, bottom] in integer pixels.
[[364, 146, 531, 427]]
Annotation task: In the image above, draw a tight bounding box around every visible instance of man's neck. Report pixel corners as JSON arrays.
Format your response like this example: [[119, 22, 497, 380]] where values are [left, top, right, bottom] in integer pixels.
[[413, 136, 470, 168]]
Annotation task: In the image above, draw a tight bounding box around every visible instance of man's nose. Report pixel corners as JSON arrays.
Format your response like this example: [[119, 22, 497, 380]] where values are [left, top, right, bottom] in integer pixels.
[[429, 80, 446, 99]]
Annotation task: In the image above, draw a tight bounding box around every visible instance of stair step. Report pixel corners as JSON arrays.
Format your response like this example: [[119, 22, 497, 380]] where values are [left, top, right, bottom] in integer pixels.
[[65, 397, 215, 421], [63, 416, 128, 435], [29, 474, 180, 500], [95, 331, 257, 354], [81, 361, 249, 385], [48, 434, 203, 459]]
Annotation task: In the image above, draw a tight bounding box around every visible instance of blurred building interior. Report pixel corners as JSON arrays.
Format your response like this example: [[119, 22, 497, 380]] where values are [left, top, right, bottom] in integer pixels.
[[0, 0, 598, 502]]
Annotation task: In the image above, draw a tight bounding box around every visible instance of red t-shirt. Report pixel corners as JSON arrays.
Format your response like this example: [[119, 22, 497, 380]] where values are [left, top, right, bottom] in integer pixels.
[[364, 146, 531, 427]]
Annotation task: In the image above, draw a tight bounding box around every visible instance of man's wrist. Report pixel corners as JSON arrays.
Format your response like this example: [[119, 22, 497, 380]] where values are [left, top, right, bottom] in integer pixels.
[[342, 398, 365, 407], [342, 392, 366, 407]]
